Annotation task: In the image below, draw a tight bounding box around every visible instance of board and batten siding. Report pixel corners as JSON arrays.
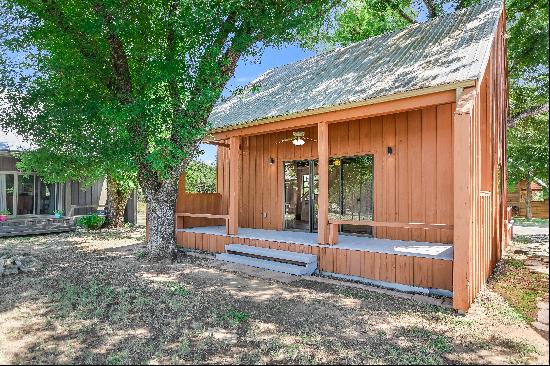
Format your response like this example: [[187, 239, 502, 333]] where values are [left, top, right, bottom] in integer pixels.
[[216, 102, 455, 244]]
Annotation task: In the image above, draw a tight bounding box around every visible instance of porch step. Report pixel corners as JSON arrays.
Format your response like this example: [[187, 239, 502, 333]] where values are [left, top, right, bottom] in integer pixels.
[[216, 244, 317, 276]]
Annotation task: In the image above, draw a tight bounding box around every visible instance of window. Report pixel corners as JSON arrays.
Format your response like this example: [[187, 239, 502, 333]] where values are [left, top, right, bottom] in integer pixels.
[[0, 174, 15, 214], [328, 155, 374, 235]]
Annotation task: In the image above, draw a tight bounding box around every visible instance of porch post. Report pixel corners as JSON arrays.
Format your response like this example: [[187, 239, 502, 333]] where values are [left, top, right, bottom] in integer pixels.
[[227, 136, 240, 235], [453, 87, 475, 312], [317, 122, 330, 244]]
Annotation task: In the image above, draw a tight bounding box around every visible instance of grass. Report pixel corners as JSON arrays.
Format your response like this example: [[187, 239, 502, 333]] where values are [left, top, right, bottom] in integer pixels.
[[513, 218, 549, 228], [1, 229, 546, 365], [491, 258, 549, 322], [220, 308, 251, 326]]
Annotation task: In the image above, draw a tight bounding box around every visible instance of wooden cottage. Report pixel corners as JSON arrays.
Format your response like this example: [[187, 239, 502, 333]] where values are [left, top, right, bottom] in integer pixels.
[[174, 0, 511, 312]]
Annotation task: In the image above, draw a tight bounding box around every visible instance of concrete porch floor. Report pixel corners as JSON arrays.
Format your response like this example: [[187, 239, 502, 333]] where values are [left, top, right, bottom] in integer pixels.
[[180, 226, 453, 261]]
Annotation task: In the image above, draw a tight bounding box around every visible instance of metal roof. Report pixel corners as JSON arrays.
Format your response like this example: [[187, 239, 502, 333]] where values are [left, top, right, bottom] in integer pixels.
[[209, 0, 502, 131]]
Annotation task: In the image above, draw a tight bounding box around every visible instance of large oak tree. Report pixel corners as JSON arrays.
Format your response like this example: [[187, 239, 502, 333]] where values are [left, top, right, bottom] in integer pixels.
[[0, 0, 337, 257]]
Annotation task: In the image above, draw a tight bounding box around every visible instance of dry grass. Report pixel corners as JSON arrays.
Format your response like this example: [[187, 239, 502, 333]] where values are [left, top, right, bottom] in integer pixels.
[[490, 258, 549, 322], [0, 228, 548, 365]]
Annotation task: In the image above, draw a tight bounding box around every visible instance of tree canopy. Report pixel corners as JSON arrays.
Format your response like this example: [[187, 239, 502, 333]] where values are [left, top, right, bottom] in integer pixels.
[[0, 0, 339, 257], [302, 0, 549, 190]]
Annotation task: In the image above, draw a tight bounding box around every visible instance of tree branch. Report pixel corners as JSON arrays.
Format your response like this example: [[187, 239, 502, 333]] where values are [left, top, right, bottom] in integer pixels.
[[396, 7, 416, 23], [508, 102, 549, 126], [423, 0, 437, 19]]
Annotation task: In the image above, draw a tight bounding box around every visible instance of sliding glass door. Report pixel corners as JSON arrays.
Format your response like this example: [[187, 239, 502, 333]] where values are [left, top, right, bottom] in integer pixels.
[[283, 160, 318, 232], [0, 173, 64, 216], [0, 174, 15, 215], [283, 155, 374, 235]]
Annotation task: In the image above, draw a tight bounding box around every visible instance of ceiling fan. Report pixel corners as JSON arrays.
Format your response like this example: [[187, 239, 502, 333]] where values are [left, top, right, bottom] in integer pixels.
[[277, 131, 317, 146]]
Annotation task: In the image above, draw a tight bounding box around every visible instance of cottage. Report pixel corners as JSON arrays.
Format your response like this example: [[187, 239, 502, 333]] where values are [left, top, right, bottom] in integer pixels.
[[174, 0, 510, 312]]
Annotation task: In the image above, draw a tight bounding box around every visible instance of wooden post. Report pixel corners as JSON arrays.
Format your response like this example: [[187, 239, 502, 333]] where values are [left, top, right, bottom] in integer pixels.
[[453, 87, 475, 312], [317, 122, 330, 244], [227, 136, 240, 235]]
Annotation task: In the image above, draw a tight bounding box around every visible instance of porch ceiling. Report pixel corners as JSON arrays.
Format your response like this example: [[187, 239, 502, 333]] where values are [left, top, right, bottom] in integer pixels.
[[180, 226, 453, 261]]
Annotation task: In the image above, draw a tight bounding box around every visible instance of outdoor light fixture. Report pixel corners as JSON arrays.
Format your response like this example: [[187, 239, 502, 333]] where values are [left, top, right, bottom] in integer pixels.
[[387, 146, 393, 155], [268, 157, 275, 165]]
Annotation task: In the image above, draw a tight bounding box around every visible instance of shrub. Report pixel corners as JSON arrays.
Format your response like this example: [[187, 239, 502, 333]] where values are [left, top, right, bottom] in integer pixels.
[[78, 213, 105, 230]]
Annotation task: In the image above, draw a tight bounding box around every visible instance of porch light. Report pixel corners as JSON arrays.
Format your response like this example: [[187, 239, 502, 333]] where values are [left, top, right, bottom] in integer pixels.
[[292, 137, 305, 146], [387, 146, 393, 155], [268, 157, 275, 165]]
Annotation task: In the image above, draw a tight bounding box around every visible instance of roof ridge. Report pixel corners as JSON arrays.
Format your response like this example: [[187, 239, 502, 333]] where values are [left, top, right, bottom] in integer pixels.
[[242, 0, 496, 89]]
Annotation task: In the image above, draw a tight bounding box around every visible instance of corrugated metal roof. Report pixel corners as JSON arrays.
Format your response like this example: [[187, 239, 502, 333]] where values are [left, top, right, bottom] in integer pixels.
[[209, 0, 502, 131]]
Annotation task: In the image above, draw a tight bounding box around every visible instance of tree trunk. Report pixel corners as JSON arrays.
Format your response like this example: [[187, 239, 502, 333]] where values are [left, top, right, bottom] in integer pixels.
[[143, 176, 179, 260], [106, 176, 131, 228], [525, 178, 533, 220]]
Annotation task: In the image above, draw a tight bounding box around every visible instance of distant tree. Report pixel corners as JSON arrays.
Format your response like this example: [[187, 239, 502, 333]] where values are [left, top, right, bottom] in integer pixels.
[[507, 115, 549, 219], [0, 0, 338, 258], [185, 160, 217, 193]]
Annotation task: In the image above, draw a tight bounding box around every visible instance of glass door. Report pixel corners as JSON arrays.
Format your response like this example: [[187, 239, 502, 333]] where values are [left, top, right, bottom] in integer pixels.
[[283, 160, 318, 232]]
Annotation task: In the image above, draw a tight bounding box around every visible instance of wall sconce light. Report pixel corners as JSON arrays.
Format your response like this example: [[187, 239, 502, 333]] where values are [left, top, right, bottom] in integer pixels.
[[268, 157, 275, 165], [387, 146, 393, 155]]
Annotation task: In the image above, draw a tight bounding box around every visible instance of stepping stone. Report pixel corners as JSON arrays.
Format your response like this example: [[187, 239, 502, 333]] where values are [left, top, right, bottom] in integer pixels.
[[537, 308, 549, 325], [533, 321, 549, 332]]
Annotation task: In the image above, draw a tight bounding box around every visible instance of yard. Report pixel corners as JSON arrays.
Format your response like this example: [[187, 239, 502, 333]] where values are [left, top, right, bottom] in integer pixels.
[[0, 226, 548, 365]]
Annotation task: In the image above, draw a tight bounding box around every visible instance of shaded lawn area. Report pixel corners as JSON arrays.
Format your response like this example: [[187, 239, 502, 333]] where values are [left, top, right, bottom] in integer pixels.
[[490, 258, 549, 323], [513, 218, 549, 228], [0, 229, 548, 365]]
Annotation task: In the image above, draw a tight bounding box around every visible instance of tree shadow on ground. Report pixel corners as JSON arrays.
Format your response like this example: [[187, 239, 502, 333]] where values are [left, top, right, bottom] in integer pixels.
[[0, 230, 546, 364]]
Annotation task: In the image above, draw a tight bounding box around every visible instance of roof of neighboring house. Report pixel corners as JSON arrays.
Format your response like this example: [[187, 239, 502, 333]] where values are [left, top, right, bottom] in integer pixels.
[[209, 0, 502, 132]]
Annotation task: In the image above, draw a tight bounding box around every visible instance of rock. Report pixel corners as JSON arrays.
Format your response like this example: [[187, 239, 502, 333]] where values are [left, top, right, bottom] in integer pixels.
[[3, 265, 19, 275], [514, 249, 529, 255], [4, 258, 15, 266], [533, 321, 549, 332], [190, 321, 202, 330], [537, 301, 549, 310], [537, 308, 549, 325]]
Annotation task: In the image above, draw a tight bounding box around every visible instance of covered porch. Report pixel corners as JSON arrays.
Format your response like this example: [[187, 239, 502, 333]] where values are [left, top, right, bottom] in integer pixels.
[[176, 225, 454, 293]]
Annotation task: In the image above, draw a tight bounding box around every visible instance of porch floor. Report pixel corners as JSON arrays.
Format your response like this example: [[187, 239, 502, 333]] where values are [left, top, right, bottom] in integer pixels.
[[180, 226, 453, 261]]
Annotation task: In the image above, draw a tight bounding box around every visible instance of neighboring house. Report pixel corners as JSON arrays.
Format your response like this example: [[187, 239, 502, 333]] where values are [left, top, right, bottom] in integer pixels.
[[170, 0, 509, 312], [0, 130, 137, 236], [508, 180, 549, 219]]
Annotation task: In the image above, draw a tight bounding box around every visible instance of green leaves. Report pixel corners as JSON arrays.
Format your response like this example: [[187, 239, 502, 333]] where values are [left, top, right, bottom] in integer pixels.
[[1, 0, 339, 198]]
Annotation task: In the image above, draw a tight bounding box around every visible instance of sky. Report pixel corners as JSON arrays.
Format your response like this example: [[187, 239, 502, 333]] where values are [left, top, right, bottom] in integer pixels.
[[198, 44, 316, 165]]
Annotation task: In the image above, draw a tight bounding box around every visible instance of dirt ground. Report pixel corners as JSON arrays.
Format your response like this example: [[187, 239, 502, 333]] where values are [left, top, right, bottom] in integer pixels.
[[1, 227, 548, 365]]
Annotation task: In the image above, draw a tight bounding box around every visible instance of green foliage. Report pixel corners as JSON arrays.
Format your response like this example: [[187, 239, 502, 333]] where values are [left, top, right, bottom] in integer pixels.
[[221, 308, 250, 326], [0, 0, 339, 254], [78, 213, 106, 230], [304, 0, 549, 192], [164, 281, 191, 297], [507, 114, 549, 193], [185, 160, 216, 193], [0, 209, 11, 215]]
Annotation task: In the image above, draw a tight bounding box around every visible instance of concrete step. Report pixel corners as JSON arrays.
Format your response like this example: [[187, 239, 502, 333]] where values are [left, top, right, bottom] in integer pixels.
[[216, 248, 317, 276], [224, 244, 317, 265]]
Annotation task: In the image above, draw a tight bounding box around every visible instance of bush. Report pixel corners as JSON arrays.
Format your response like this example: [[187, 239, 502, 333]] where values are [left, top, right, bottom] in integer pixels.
[[78, 213, 105, 230]]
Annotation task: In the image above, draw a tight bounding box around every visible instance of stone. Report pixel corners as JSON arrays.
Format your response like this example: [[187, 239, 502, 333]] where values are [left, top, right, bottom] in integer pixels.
[[190, 321, 202, 330], [537, 308, 549, 325], [3, 265, 18, 275], [537, 301, 549, 310], [4, 258, 15, 266], [532, 321, 549, 332]]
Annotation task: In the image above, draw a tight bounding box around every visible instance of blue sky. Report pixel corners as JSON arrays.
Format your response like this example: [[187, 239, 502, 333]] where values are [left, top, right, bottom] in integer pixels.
[[198, 44, 315, 164]]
